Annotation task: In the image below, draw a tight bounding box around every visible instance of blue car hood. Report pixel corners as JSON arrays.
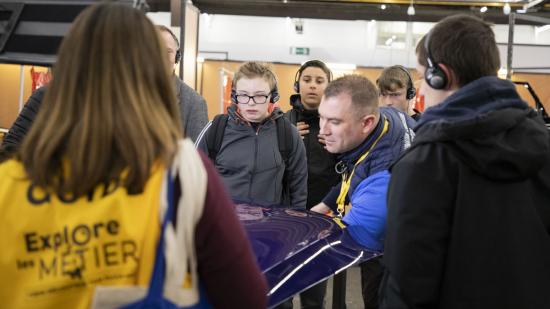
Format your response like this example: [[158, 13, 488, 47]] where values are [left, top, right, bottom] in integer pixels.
[[236, 204, 380, 308]]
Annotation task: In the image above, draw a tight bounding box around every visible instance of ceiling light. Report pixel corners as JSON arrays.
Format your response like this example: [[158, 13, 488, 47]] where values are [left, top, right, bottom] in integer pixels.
[[407, 4, 415, 15], [516, 8, 526, 13], [381, 4, 386, 10], [480, 6, 488, 13], [503, 3, 511, 15]]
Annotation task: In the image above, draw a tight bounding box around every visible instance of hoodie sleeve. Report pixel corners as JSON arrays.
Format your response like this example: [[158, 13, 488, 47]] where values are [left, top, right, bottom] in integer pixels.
[[287, 125, 308, 209]]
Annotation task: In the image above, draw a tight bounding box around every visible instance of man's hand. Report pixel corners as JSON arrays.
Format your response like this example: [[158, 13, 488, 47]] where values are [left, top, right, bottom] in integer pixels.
[[296, 121, 309, 139], [310, 202, 331, 214]]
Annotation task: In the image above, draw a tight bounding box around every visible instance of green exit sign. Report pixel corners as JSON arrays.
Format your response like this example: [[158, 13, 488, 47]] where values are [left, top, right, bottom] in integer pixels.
[[290, 47, 310, 55]]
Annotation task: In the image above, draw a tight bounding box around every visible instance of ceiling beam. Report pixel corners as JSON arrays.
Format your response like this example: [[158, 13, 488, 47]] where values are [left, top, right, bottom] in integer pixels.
[[193, 0, 550, 25]]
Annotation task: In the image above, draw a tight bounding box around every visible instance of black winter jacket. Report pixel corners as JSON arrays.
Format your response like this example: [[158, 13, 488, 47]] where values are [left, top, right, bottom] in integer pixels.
[[285, 94, 339, 209], [380, 76, 550, 309]]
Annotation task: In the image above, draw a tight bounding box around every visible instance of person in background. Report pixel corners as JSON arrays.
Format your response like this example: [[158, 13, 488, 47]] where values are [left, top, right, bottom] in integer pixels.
[[0, 86, 45, 162], [196, 61, 307, 208], [380, 14, 550, 309], [311, 75, 415, 309], [0, 25, 209, 162], [376, 65, 421, 120], [0, 3, 267, 308], [157, 25, 208, 142], [280, 60, 339, 309]]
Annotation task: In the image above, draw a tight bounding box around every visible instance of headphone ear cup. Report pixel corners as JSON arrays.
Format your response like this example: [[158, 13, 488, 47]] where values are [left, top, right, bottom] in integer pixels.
[[175, 50, 181, 64], [231, 89, 237, 104], [425, 66, 447, 90], [407, 87, 417, 100], [293, 81, 299, 93], [271, 84, 280, 103]]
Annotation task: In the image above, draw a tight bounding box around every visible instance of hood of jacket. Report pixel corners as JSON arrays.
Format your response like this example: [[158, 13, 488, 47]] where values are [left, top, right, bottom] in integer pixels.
[[414, 76, 550, 181]]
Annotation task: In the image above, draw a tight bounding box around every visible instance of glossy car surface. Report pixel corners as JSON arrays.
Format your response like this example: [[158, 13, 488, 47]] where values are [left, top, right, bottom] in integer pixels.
[[236, 204, 381, 308]]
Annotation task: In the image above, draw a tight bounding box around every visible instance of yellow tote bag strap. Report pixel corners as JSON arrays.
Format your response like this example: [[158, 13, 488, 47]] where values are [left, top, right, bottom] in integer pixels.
[[336, 118, 389, 217]]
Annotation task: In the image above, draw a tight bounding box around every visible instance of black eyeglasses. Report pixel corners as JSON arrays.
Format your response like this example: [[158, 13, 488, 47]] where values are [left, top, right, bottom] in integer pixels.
[[235, 94, 270, 104]]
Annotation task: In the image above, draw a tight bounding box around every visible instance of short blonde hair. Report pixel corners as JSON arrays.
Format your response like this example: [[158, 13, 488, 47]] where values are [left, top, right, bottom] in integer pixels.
[[233, 61, 278, 91]]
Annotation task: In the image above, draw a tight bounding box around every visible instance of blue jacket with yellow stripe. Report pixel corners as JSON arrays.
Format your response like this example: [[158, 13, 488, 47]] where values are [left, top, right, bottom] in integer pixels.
[[324, 107, 416, 251]]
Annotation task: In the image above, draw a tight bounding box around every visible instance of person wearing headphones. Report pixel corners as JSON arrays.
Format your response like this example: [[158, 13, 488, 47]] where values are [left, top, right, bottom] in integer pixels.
[[380, 15, 550, 309], [196, 61, 307, 208], [376, 65, 421, 120], [157, 25, 208, 142], [279, 60, 339, 308]]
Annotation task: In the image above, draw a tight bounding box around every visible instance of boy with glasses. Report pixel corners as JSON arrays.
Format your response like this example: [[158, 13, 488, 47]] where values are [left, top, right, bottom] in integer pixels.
[[197, 61, 307, 208]]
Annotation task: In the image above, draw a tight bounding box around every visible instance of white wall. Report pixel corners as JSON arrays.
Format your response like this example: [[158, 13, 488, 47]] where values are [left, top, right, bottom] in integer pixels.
[[149, 12, 550, 73], [198, 14, 550, 72]]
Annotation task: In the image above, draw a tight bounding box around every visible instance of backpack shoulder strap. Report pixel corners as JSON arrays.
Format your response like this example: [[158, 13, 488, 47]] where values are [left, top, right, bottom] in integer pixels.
[[276, 116, 293, 165], [276, 116, 295, 206], [287, 109, 298, 125], [206, 114, 228, 161]]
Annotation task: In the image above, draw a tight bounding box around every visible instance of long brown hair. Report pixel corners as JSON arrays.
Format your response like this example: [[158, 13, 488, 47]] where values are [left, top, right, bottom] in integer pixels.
[[20, 3, 182, 197]]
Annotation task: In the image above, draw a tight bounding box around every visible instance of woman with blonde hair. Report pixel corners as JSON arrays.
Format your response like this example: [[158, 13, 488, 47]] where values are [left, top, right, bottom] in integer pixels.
[[0, 3, 266, 309]]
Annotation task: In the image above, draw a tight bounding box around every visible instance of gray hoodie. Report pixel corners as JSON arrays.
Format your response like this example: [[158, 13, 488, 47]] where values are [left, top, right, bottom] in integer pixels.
[[196, 105, 307, 208]]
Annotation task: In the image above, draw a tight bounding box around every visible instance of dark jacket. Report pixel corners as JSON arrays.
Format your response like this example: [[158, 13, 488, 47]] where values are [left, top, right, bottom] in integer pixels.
[[285, 94, 339, 209], [380, 76, 550, 309], [174, 76, 209, 142], [196, 105, 308, 208], [325, 107, 416, 250], [0, 86, 45, 162]]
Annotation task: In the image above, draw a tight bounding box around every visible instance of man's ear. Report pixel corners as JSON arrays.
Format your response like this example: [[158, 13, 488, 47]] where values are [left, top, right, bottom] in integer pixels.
[[361, 114, 377, 134], [438, 63, 459, 91]]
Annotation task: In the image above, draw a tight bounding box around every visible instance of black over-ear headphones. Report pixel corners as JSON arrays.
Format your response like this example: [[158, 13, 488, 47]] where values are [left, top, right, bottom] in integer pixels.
[[231, 74, 280, 104], [424, 31, 448, 90], [392, 65, 417, 100], [294, 60, 333, 93]]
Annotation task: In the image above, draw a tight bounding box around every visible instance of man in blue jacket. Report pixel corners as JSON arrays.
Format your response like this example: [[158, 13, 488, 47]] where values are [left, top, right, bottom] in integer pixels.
[[379, 15, 550, 309], [312, 74, 415, 308]]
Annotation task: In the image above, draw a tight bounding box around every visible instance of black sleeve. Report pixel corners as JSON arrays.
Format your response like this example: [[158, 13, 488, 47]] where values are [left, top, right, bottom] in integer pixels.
[[0, 87, 46, 161], [321, 183, 342, 211]]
